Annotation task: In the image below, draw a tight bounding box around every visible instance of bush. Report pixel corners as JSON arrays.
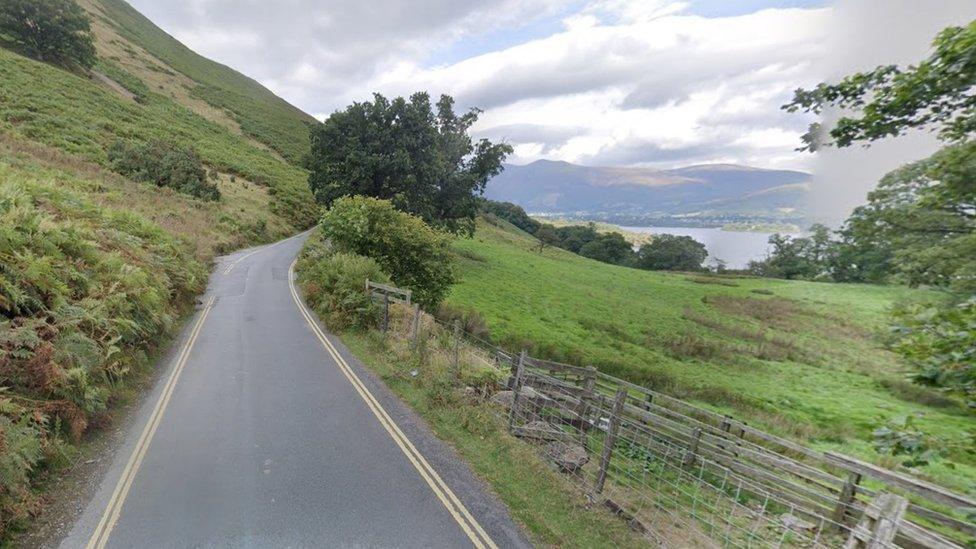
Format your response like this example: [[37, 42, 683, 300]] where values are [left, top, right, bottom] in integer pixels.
[[321, 196, 455, 308], [296, 236, 392, 330], [108, 140, 220, 200], [0, 0, 96, 70]]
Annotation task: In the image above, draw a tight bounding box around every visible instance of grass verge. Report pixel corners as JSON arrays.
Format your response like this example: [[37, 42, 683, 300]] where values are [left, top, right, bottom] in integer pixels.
[[295, 233, 650, 547]]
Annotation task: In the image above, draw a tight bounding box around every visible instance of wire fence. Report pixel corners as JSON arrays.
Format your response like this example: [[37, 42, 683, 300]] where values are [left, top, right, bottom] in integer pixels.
[[371, 289, 974, 548]]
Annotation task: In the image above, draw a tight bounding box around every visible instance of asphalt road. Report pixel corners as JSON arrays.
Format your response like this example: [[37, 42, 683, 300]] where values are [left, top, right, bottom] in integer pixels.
[[61, 234, 530, 549]]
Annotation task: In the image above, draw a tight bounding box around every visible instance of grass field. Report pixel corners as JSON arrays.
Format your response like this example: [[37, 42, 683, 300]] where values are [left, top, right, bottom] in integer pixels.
[[447, 217, 975, 493]]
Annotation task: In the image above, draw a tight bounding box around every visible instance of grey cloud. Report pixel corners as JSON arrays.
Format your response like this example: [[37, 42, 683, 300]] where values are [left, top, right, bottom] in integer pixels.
[[129, 0, 562, 112], [699, 91, 811, 132], [579, 137, 749, 167], [621, 54, 818, 111], [474, 123, 586, 150]]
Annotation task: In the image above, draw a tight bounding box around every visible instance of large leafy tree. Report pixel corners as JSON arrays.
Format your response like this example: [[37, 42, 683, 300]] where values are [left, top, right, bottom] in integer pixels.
[[0, 0, 96, 70], [636, 234, 707, 271], [749, 224, 833, 280], [307, 92, 512, 235], [785, 21, 975, 402], [579, 233, 634, 266], [786, 21, 976, 151]]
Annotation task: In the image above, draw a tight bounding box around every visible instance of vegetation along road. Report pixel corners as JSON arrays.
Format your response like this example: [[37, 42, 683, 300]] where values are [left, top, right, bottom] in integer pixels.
[[60, 235, 528, 548]]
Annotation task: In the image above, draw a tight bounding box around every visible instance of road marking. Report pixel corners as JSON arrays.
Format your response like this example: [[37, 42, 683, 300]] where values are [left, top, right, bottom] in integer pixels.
[[86, 297, 215, 549], [222, 248, 262, 275], [288, 260, 498, 549], [222, 230, 310, 275]]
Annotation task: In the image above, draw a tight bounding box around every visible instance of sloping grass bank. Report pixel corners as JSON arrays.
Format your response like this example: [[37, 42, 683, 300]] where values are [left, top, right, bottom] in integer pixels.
[[446, 217, 974, 494]]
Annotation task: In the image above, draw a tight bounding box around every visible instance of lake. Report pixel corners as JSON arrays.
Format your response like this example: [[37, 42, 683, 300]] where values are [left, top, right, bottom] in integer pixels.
[[619, 226, 799, 269]]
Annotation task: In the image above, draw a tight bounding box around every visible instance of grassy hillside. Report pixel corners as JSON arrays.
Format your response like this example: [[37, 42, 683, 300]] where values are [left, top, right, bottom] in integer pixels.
[[0, 47, 316, 231], [0, 148, 210, 534], [447, 217, 974, 493], [82, 0, 317, 164]]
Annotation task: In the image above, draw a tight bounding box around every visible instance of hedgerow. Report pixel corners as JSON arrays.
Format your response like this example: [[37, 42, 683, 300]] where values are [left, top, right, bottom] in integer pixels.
[[295, 234, 391, 331]]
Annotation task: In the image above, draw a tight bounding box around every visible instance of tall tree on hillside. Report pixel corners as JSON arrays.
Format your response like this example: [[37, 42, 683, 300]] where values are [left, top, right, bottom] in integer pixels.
[[307, 92, 513, 235], [0, 0, 96, 70], [785, 20, 976, 403]]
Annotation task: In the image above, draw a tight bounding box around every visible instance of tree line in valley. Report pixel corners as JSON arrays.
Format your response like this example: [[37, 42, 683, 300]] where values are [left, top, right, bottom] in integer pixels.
[[480, 200, 709, 271]]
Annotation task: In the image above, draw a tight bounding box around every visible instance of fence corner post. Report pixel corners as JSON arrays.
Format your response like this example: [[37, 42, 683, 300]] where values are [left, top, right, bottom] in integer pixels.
[[594, 388, 627, 496], [410, 303, 421, 348], [843, 492, 908, 549], [507, 350, 527, 433]]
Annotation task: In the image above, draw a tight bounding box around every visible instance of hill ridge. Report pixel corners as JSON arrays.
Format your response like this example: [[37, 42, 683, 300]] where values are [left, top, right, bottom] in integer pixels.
[[486, 158, 811, 221]]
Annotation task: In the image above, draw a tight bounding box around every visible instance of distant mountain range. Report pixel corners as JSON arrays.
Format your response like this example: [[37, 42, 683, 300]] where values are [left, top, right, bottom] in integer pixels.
[[484, 160, 811, 225]]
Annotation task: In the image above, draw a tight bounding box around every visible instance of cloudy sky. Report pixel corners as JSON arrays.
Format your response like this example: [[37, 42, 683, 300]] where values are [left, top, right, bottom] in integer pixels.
[[129, 0, 971, 177]]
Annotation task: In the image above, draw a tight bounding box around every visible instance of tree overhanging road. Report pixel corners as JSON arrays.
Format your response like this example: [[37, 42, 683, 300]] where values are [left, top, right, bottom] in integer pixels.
[[61, 234, 530, 548]]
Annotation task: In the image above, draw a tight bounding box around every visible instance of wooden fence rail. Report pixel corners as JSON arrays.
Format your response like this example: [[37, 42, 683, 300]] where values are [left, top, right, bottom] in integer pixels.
[[507, 352, 975, 548], [376, 287, 973, 547]]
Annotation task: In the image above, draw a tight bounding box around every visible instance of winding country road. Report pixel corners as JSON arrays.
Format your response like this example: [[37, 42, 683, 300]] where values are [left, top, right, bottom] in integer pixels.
[[60, 234, 529, 548]]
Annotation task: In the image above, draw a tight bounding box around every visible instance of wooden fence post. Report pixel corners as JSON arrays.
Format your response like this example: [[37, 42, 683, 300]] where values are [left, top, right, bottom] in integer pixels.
[[504, 348, 518, 389], [682, 428, 703, 467], [577, 366, 597, 434], [410, 303, 421, 348], [381, 293, 390, 333], [507, 350, 527, 433], [452, 319, 461, 381], [594, 388, 628, 495], [833, 471, 862, 530], [844, 492, 908, 549]]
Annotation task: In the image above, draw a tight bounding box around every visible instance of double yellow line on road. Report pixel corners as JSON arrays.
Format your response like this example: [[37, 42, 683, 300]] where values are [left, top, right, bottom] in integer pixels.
[[288, 260, 498, 549], [86, 296, 215, 549]]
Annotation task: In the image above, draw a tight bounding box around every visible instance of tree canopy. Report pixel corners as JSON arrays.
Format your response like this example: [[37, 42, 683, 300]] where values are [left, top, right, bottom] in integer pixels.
[[636, 235, 707, 271], [785, 21, 975, 404], [307, 92, 512, 235], [785, 20, 976, 151], [0, 0, 96, 70], [579, 232, 634, 266], [748, 225, 832, 280]]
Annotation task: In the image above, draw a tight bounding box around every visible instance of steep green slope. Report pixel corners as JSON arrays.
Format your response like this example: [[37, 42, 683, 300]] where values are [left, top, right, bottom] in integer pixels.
[[0, 47, 316, 231], [447, 217, 974, 492], [86, 0, 317, 164]]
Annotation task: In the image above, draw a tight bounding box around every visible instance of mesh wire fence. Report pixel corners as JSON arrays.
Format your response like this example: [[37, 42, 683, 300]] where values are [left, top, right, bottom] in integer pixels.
[[373, 298, 956, 548]]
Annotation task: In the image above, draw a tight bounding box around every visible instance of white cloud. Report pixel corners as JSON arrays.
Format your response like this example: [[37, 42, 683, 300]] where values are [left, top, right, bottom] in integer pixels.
[[129, 0, 833, 170]]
